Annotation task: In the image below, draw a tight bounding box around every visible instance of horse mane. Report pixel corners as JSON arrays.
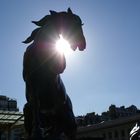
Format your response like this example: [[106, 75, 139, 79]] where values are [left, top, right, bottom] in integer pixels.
[[22, 14, 53, 44], [22, 28, 41, 44]]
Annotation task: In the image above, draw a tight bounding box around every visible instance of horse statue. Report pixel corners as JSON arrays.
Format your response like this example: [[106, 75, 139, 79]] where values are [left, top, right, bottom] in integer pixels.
[[23, 8, 86, 140]]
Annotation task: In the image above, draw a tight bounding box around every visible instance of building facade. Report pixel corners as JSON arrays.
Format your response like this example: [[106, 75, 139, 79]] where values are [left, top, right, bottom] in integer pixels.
[[76, 105, 140, 127], [77, 115, 140, 140], [0, 95, 22, 140], [0, 95, 19, 111]]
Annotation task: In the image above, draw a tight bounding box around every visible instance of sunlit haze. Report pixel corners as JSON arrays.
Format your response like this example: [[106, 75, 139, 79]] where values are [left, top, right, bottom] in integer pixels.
[[55, 35, 73, 57]]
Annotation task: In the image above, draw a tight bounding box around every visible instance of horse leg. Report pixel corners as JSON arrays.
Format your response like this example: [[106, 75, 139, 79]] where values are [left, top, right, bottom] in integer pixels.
[[31, 90, 43, 140], [24, 104, 43, 140], [60, 95, 77, 140], [56, 76, 77, 140], [64, 111, 77, 140], [23, 103, 32, 138], [25, 83, 43, 139]]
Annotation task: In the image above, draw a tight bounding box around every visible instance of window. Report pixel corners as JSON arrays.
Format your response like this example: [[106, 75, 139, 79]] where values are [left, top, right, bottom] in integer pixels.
[[108, 132, 112, 139], [114, 130, 118, 138], [121, 129, 125, 137], [102, 133, 106, 139]]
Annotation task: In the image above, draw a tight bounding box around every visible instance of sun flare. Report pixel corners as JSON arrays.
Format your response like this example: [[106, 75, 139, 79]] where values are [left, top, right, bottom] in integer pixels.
[[55, 35, 73, 57]]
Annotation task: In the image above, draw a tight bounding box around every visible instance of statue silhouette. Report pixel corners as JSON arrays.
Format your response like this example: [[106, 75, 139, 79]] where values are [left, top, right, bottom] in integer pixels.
[[23, 8, 86, 140]]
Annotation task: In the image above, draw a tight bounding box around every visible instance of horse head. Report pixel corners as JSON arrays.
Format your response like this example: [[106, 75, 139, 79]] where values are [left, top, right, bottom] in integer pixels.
[[23, 8, 86, 51]]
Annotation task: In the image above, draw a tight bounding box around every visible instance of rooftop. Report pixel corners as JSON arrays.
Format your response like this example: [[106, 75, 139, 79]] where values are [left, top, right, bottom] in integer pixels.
[[0, 110, 24, 130]]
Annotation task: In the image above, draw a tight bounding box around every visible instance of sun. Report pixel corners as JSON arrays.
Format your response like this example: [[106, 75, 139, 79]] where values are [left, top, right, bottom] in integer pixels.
[[55, 35, 73, 57]]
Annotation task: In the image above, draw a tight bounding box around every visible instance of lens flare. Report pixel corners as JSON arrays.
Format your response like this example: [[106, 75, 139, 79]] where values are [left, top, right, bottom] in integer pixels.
[[55, 35, 73, 57]]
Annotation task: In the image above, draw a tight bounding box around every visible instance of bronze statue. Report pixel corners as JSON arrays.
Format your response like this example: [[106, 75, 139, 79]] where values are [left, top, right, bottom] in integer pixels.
[[23, 8, 86, 140]]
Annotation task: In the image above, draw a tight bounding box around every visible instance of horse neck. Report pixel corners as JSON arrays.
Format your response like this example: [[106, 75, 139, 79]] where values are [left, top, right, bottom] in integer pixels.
[[35, 25, 59, 44], [31, 40, 66, 75]]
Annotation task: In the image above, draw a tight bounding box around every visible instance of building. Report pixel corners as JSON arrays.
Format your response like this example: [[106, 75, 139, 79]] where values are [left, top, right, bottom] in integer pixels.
[[0, 111, 24, 140], [107, 105, 139, 120], [77, 114, 140, 140], [76, 105, 140, 140], [0, 95, 19, 111], [76, 105, 140, 127], [0, 95, 24, 140], [76, 112, 101, 127]]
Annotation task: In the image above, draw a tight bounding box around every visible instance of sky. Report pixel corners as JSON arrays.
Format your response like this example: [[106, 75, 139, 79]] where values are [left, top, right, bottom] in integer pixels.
[[0, 0, 140, 116]]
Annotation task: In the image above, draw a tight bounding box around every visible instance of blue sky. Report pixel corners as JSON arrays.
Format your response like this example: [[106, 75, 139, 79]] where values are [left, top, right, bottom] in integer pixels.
[[0, 0, 140, 116]]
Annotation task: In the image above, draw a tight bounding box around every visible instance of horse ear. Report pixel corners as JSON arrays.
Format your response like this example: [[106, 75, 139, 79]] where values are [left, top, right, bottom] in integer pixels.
[[50, 10, 57, 15], [67, 8, 73, 14]]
